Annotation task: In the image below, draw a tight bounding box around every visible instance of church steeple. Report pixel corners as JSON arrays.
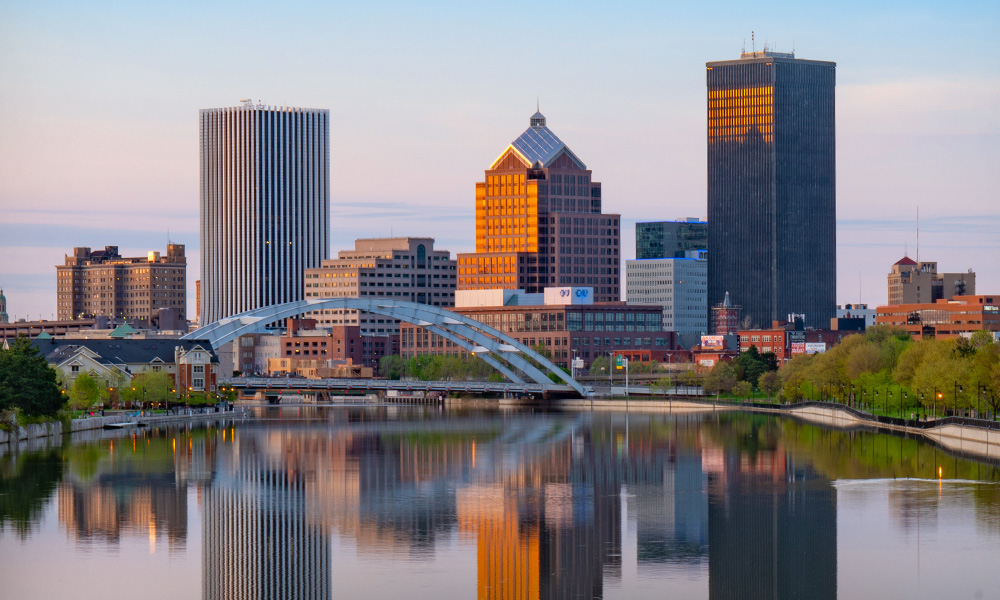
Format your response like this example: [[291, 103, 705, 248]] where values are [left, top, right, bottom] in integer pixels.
[[0, 288, 8, 324]]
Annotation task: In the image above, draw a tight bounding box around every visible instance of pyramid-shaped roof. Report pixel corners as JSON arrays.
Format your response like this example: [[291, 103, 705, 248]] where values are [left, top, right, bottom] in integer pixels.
[[492, 112, 587, 170], [109, 323, 138, 338], [894, 256, 917, 266]]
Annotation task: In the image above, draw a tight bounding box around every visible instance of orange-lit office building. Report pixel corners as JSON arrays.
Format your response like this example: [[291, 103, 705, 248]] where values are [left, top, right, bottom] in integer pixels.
[[876, 295, 1000, 339], [457, 111, 621, 303]]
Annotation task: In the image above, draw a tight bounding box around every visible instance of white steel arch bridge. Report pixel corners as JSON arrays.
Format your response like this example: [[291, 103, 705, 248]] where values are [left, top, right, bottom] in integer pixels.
[[183, 298, 586, 396]]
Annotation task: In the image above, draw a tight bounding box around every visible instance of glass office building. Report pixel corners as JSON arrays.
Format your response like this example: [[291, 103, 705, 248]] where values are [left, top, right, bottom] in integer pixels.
[[706, 51, 836, 329], [636, 219, 707, 259], [457, 111, 621, 303], [199, 104, 330, 325]]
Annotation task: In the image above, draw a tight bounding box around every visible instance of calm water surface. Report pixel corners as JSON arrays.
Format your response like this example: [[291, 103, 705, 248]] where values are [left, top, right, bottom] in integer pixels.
[[0, 406, 998, 599]]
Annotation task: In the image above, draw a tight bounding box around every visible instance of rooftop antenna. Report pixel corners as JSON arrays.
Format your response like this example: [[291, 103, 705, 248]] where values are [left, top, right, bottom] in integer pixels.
[[752, 31, 755, 55], [536, 97, 539, 112], [916, 205, 920, 263]]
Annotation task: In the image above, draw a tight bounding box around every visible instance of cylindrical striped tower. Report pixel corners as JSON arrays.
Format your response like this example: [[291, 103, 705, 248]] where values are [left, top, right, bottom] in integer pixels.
[[199, 104, 330, 325]]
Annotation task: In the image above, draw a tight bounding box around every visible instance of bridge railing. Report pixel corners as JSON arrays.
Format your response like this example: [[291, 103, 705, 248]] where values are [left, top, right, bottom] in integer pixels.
[[224, 376, 577, 395]]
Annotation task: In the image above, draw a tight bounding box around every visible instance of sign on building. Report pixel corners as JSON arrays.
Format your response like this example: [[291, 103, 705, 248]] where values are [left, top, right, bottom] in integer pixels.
[[544, 287, 594, 306], [805, 342, 827, 354], [701, 335, 725, 349]]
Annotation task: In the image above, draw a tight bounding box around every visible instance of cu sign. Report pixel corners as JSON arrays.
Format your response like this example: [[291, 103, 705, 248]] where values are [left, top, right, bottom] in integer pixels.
[[575, 289, 589, 298]]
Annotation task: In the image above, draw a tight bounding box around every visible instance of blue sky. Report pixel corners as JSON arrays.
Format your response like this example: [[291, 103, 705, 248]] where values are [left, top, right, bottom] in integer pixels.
[[1, 0, 998, 320]]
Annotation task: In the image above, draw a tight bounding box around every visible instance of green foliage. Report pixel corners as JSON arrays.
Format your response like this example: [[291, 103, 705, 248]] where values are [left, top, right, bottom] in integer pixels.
[[381, 353, 503, 382], [380, 354, 405, 379], [732, 381, 753, 399], [0, 449, 64, 539], [120, 371, 176, 405], [589, 355, 610, 376], [732, 345, 775, 387], [69, 371, 101, 410], [650, 376, 675, 392], [704, 361, 736, 395], [771, 325, 1000, 417], [0, 336, 65, 417], [759, 371, 781, 397]]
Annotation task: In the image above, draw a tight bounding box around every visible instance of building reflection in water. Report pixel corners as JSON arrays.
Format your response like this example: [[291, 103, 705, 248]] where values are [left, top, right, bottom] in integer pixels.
[[57, 435, 188, 552], [703, 430, 837, 600], [203, 429, 332, 600], [55, 410, 1000, 598]]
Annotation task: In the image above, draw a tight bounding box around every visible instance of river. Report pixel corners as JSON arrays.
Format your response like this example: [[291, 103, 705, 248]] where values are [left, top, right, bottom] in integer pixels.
[[0, 405, 997, 599]]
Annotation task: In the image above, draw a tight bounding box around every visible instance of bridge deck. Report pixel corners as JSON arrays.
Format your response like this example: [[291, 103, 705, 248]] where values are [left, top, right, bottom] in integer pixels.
[[226, 376, 579, 395]]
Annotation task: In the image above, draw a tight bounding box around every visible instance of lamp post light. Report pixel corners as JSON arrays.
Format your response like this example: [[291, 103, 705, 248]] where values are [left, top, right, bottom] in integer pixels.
[[902, 391, 907, 419], [979, 385, 986, 420], [954, 382, 963, 417], [935, 389, 943, 419], [888, 390, 893, 417], [874, 390, 879, 415]]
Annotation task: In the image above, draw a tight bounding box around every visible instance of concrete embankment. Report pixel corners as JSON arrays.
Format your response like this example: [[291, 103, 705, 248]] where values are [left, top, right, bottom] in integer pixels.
[[542, 397, 1000, 461], [0, 410, 244, 455], [783, 404, 1000, 460]]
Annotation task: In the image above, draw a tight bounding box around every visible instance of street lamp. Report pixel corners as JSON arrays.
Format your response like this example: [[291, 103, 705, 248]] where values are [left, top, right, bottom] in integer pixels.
[[935, 389, 943, 419], [954, 382, 963, 417]]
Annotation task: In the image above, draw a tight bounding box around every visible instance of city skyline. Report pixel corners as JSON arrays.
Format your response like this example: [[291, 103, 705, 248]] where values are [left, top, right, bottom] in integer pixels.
[[1, 0, 997, 321]]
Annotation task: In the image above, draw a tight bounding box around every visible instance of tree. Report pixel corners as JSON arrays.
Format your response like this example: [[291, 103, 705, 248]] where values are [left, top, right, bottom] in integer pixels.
[[759, 371, 781, 397], [69, 371, 101, 410], [120, 371, 175, 406], [0, 336, 65, 416], [733, 346, 768, 386], [732, 381, 752, 400], [589, 355, 610, 377], [131, 371, 175, 405], [704, 361, 736, 395]]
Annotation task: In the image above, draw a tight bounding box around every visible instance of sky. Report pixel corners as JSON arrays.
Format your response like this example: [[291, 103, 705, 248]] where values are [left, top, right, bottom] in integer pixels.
[[1, 0, 998, 322]]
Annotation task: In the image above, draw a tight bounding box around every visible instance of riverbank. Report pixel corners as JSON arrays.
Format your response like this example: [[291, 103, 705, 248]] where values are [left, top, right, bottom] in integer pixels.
[[0, 408, 246, 455], [537, 397, 1000, 461]]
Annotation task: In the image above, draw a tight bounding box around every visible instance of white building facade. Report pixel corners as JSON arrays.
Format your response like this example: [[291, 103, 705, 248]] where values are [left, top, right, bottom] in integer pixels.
[[199, 104, 330, 325], [626, 251, 708, 337]]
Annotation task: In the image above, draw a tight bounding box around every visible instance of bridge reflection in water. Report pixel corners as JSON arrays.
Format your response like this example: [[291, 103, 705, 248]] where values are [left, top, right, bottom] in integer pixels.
[[7, 408, 999, 598]]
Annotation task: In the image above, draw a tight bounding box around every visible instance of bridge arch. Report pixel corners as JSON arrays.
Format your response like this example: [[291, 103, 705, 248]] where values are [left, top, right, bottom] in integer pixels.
[[183, 299, 585, 395]]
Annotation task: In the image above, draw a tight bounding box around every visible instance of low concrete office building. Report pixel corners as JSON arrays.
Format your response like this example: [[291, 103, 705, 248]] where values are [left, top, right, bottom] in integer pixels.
[[876, 295, 1000, 339], [400, 287, 675, 369], [304, 237, 456, 335], [626, 250, 707, 342]]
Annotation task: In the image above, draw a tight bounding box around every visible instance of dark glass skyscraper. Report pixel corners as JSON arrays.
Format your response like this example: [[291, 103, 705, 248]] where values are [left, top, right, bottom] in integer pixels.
[[706, 51, 836, 329]]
